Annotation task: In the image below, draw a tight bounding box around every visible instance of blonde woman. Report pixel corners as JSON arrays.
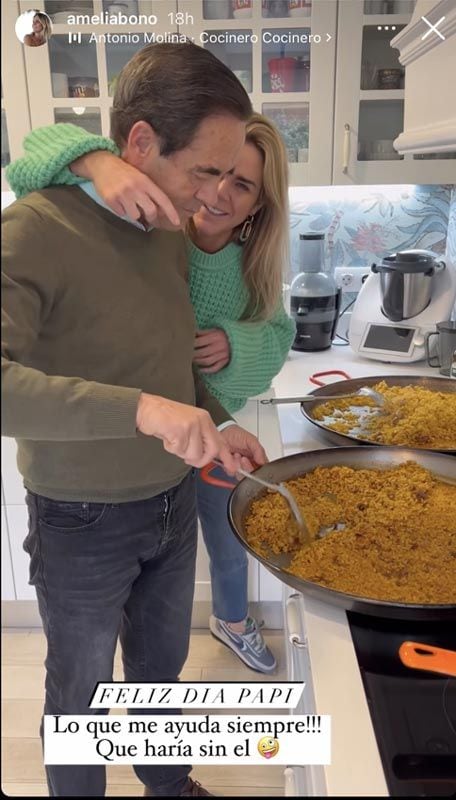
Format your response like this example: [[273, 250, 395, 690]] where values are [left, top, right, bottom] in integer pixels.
[[7, 113, 295, 673], [24, 11, 52, 47]]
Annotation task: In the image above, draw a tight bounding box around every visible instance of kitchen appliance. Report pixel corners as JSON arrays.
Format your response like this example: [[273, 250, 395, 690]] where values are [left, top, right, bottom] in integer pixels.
[[226, 446, 456, 620], [426, 320, 456, 376], [349, 249, 456, 363], [298, 370, 456, 453], [290, 233, 341, 351], [347, 612, 456, 797]]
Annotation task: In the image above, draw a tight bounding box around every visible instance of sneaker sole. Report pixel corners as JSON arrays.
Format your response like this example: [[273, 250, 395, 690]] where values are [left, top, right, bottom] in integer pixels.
[[209, 620, 277, 674]]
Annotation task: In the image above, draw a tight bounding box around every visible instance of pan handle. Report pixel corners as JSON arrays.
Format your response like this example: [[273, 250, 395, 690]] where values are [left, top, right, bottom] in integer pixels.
[[199, 462, 237, 490], [398, 641, 456, 678], [309, 370, 352, 387]]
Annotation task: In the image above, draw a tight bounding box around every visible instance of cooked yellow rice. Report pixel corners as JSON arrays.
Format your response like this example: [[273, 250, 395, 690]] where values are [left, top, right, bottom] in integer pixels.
[[244, 462, 456, 604], [311, 381, 456, 449]]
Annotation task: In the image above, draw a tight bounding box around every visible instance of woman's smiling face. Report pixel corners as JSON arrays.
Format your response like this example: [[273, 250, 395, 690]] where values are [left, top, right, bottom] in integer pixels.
[[192, 141, 263, 247], [33, 15, 44, 33]]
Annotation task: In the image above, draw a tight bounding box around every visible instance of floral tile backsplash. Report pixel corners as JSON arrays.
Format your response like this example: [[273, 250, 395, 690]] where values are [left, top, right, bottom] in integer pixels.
[[288, 184, 455, 279]]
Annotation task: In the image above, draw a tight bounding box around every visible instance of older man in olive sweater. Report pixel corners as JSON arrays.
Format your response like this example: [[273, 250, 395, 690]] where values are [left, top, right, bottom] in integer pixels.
[[1, 44, 266, 798]]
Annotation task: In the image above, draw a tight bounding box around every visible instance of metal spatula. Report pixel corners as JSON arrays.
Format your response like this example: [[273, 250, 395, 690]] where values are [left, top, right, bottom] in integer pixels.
[[213, 459, 310, 543], [261, 387, 385, 406]]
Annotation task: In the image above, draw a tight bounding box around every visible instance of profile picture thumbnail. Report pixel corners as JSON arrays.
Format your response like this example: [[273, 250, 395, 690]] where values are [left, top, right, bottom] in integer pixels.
[[15, 9, 53, 48]]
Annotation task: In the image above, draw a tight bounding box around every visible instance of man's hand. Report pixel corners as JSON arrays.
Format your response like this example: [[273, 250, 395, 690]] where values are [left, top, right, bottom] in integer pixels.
[[136, 394, 240, 474], [70, 151, 180, 228], [220, 424, 268, 472], [193, 329, 231, 374]]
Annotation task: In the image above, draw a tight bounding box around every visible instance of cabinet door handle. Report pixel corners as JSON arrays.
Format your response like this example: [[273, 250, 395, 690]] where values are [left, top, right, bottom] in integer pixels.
[[286, 594, 308, 649], [284, 766, 298, 796], [342, 123, 350, 174]]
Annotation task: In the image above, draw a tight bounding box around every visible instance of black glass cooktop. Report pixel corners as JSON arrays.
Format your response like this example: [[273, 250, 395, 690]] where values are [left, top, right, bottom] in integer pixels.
[[347, 612, 456, 797]]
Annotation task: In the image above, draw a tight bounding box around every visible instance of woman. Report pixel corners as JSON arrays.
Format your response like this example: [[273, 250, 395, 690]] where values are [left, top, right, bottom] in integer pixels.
[[23, 11, 52, 47], [7, 113, 295, 673]]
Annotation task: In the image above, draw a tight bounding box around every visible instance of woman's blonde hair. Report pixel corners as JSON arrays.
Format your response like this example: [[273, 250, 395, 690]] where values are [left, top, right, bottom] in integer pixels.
[[32, 11, 52, 41], [239, 113, 289, 321]]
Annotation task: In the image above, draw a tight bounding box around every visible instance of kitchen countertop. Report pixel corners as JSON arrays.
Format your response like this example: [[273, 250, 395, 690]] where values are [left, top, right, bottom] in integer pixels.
[[269, 345, 451, 797]]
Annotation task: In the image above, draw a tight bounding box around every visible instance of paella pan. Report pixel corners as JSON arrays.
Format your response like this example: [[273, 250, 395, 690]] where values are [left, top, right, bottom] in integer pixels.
[[224, 447, 456, 621], [298, 372, 456, 453]]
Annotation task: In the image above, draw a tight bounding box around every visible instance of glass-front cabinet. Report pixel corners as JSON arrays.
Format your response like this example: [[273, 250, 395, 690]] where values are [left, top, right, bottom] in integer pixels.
[[334, 0, 455, 183], [5, 0, 456, 187], [18, 0, 174, 136], [1, 1, 31, 190], [180, 0, 337, 184]]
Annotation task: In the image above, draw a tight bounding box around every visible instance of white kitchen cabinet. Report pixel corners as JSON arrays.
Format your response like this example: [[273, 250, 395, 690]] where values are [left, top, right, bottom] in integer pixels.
[[5, 504, 35, 601], [18, 0, 178, 137], [392, 0, 456, 156], [5, 0, 452, 186], [1, 436, 26, 506], [1, 437, 32, 602], [333, 0, 456, 183], [179, 0, 337, 185], [1, 0, 31, 190], [1, 502, 16, 601]]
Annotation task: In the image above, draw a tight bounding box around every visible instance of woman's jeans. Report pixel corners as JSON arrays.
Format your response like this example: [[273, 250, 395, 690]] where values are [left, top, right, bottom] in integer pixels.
[[196, 469, 248, 624], [24, 470, 197, 798]]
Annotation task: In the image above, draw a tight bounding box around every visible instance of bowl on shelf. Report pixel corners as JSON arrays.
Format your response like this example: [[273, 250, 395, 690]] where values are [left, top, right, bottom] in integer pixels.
[[68, 76, 99, 98], [377, 68, 404, 90]]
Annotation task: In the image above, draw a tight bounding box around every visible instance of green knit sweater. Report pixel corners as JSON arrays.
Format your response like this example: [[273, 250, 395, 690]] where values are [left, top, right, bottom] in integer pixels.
[[6, 124, 295, 413]]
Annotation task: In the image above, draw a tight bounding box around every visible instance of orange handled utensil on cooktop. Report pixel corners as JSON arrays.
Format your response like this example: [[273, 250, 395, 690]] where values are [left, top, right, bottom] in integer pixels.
[[399, 641, 456, 678]]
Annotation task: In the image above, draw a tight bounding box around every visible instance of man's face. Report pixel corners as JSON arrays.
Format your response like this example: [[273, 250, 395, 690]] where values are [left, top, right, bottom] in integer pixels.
[[124, 114, 246, 230]]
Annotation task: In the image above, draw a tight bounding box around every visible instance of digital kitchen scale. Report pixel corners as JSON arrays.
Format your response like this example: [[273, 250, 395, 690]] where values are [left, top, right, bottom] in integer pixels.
[[349, 260, 456, 363]]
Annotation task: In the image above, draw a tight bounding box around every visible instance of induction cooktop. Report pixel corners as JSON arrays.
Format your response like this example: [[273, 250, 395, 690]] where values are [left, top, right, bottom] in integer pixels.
[[347, 612, 456, 797]]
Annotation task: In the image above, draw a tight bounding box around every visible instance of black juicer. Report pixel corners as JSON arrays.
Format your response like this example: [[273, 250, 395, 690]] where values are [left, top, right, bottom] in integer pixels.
[[290, 233, 341, 351]]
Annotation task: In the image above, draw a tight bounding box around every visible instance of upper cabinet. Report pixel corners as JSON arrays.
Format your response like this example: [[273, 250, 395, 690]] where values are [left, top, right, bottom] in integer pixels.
[[333, 0, 456, 184], [391, 0, 456, 157], [178, 0, 338, 185], [3, 0, 456, 188], [1, 1, 31, 190]]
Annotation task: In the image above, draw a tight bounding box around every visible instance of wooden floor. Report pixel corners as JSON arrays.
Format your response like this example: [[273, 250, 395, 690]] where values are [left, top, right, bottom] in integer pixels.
[[1, 628, 286, 797]]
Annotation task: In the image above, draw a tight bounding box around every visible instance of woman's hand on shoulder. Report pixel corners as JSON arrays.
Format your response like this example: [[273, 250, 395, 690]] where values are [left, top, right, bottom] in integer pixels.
[[70, 151, 180, 228], [194, 329, 231, 373]]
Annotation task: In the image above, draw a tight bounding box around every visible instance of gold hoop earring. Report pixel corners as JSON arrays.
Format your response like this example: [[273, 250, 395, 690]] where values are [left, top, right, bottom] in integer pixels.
[[239, 214, 255, 243]]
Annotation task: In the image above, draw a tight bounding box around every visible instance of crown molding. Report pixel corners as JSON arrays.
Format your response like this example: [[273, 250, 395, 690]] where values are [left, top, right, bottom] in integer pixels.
[[394, 119, 456, 153], [391, 0, 456, 66]]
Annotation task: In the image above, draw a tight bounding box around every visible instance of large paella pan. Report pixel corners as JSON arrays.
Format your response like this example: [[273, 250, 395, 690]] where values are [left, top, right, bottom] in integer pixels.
[[225, 447, 456, 621], [298, 372, 456, 453]]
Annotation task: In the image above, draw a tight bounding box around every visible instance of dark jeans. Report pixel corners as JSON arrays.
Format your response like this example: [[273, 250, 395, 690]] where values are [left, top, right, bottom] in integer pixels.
[[24, 470, 197, 797]]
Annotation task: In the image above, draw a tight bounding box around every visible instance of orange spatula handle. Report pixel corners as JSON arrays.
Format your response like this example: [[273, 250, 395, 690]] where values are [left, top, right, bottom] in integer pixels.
[[399, 641, 456, 678]]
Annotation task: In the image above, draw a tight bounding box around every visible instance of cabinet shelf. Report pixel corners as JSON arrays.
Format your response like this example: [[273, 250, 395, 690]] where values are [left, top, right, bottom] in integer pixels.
[[360, 89, 404, 100], [3, 0, 453, 190]]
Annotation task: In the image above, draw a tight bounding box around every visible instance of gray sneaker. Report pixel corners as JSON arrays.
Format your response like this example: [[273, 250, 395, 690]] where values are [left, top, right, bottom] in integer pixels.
[[209, 615, 276, 674]]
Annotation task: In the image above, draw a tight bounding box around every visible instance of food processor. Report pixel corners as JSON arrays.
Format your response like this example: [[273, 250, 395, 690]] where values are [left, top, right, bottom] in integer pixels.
[[349, 249, 456, 363]]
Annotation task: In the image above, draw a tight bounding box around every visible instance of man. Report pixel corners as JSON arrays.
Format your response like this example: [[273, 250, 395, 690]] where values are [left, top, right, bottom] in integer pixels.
[[2, 43, 266, 797]]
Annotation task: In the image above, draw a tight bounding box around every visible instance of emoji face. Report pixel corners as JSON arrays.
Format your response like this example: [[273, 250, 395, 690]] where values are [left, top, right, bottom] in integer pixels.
[[257, 736, 280, 759]]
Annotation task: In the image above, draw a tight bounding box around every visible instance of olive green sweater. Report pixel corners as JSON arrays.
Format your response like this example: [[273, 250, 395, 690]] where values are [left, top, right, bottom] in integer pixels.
[[2, 186, 230, 502], [7, 123, 296, 413]]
